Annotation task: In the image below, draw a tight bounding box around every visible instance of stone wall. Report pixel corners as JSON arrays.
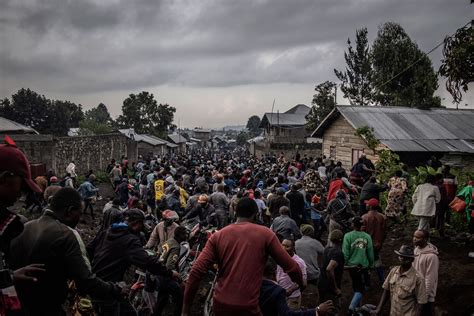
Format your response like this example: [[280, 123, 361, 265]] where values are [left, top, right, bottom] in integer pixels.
[[54, 133, 136, 175], [5, 133, 137, 176]]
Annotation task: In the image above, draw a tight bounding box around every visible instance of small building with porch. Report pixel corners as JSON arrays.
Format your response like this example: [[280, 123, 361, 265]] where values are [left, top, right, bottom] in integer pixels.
[[311, 106, 474, 170], [256, 104, 321, 158]]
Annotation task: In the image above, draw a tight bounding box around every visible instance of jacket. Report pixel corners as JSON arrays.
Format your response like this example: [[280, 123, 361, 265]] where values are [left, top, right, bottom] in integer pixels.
[[92, 223, 172, 282], [146, 221, 179, 252], [411, 183, 441, 217], [9, 210, 120, 313], [77, 181, 99, 200], [413, 243, 439, 302], [271, 215, 302, 240], [342, 230, 374, 269]]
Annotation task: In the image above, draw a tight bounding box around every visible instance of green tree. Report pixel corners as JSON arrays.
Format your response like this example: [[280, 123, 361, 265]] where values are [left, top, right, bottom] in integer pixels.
[[371, 22, 440, 108], [439, 23, 474, 104], [306, 81, 336, 132], [79, 103, 114, 134], [236, 131, 250, 146], [117, 91, 176, 138], [334, 28, 375, 105], [43, 100, 84, 136], [1, 89, 85, 135], [1, 88, 50, 131], [246, 115, 261, 136]]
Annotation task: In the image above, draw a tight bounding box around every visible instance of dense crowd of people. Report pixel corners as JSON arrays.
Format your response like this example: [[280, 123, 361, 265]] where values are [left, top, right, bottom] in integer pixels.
[[1, 137, 473, 316]]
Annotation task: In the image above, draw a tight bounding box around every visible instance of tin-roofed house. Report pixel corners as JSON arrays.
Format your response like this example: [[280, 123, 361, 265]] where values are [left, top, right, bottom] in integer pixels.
[[311, 106, 474, 170], [257, 104, 321, 158], [167, 134, 188, 154]]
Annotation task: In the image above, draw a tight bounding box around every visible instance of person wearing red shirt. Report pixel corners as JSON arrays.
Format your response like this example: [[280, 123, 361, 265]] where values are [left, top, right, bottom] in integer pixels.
[[182, 197, 304, 316]]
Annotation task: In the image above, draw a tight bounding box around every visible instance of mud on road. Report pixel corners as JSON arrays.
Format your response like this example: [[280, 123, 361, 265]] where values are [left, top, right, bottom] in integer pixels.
[[76, 184, 474, 316]]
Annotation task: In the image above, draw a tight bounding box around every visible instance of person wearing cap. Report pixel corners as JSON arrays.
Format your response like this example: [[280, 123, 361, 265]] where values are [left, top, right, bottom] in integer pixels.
[[295, 224, 325, 307], [183, 197, 304, 316], [342, 216, 374, 314], [362, 198, 386, 282], [91, 208, 178, 314], [268, 187, 290, 219], [146, 210, 180, 253], [156, 226, 188, 316], [318, 229, 345, 314], [183, 194, 217, 227], [43, 176, 62, 203], [0, 140, 47, 315], [372, 245, 427, 316], [10, 188, 124, 315], [359, 177, 388, 215]]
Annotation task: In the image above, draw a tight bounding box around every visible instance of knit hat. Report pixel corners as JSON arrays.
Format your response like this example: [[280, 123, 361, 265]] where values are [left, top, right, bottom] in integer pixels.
[[329, 229, 344, 242], [300, 224, 314, 236]]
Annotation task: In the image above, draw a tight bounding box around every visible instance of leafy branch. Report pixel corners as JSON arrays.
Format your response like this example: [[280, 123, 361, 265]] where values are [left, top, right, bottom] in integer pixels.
[[355, 126, 380, 150]]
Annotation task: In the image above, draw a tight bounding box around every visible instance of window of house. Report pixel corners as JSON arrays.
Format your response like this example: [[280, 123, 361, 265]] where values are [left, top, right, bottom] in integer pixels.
[[352, 149, 364, 165], [329, 146, 336, 159]]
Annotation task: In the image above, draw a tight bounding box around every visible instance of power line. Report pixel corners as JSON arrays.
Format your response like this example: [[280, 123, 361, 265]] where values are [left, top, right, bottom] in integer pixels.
[[375, 20, 472, 91]]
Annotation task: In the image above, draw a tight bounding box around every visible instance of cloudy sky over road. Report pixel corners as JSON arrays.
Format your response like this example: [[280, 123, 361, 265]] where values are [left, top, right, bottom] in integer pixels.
[[1, 0, 472, 128]]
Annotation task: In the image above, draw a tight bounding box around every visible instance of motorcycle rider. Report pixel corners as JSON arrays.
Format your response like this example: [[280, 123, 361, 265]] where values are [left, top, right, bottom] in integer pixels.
[[146, 210, 180, 254], [91, 208, 178, 315], [183, 194, 218, 227], [156, 226, 188, 316]]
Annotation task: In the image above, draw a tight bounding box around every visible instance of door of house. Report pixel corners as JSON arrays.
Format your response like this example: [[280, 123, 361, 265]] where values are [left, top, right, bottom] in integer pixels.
[[352, 149, 364, 166]]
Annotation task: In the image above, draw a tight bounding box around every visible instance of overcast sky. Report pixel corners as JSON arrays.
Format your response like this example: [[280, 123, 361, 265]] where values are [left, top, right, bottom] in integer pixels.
[[1, 0, 472, 128]]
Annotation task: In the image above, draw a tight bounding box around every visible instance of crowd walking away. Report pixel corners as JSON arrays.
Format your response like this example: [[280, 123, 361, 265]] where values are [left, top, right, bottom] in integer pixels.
[[1, 136, 473, 316]]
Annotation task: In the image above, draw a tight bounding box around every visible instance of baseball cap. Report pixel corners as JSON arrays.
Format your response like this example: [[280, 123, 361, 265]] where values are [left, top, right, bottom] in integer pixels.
[[0, 137, 41, 193], [364, 198, 379, 208]]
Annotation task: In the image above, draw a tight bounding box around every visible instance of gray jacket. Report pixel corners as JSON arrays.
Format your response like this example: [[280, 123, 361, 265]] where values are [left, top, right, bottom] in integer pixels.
[[271, 215, 301, 240]]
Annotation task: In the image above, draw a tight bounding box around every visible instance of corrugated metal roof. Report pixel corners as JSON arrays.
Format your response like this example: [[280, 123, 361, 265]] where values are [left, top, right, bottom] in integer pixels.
[[259, 112, 308, 127], [0, 117, 38, 134], [168, 134, 187, 144], [135, 134, 167, 146], [313, 106, 474, 153]]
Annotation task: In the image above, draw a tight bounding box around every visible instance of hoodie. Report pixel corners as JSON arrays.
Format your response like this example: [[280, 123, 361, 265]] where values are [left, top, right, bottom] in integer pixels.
[[413, 243, 439, 302], [91, 223, 171, 282]]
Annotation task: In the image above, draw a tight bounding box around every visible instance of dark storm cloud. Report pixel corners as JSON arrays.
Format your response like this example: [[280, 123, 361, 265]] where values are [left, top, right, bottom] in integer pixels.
[[0, 0, 471, 95]]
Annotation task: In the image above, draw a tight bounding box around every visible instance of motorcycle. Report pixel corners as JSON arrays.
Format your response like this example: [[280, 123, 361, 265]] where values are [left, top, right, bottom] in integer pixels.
[[129, 250, 158, 316]]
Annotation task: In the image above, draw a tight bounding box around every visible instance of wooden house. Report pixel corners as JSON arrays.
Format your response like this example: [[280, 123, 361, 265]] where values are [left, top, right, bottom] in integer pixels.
[[311, 106, 474, 169]]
